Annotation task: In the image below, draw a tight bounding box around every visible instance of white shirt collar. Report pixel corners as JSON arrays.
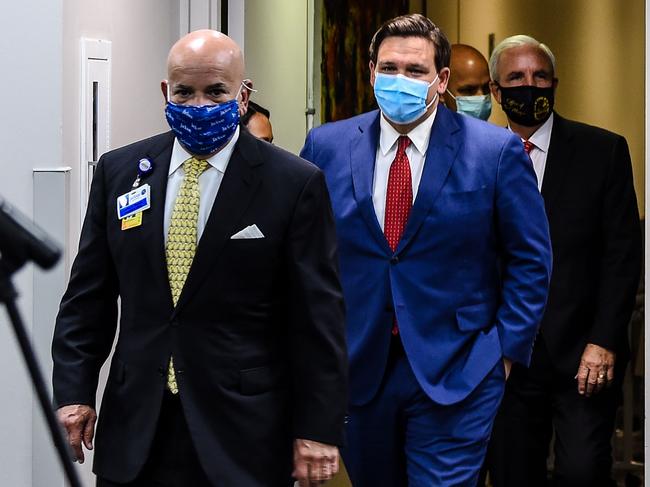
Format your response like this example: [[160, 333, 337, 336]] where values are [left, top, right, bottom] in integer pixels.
[[527, 113, 554, 153], [379, 107, 438, 156], [169, 126, 240, 175], [508, 113, 554, 153]]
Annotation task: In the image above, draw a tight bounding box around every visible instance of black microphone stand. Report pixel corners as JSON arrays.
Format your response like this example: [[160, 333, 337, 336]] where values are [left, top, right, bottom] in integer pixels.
[[0, 256, 82, 487]]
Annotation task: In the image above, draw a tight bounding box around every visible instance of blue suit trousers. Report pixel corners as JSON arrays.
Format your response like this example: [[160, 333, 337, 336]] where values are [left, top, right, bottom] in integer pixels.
[[343, 348, 505, 487]]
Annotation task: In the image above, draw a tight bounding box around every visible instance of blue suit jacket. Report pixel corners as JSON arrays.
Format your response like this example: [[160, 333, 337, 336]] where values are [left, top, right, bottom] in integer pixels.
[[301, 106, 552, 406]]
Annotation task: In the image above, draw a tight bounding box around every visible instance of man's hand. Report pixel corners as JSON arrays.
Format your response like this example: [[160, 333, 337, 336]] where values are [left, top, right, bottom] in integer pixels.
[[292, 438, 339, 486], [503, 358, 512, 380], [56, 404, 97, 463], [575, 343, 616, 397]]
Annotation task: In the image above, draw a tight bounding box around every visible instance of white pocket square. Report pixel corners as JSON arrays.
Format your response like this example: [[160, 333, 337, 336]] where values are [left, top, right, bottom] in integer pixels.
[[230, 224, 265, 239]]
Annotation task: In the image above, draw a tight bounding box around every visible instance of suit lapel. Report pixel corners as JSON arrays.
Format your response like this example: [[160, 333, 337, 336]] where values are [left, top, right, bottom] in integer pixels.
[[350, 111, 393, 254], [541, 114, 573, 212], [136, 132, 175, 303], [173, 131, 263, 314], [397, 106, 460, 253]]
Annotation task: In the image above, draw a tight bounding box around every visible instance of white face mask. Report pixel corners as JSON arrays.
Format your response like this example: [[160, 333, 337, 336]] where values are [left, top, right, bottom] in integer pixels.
[[446, 91, 492, 120], [373, 73, 439, 124]]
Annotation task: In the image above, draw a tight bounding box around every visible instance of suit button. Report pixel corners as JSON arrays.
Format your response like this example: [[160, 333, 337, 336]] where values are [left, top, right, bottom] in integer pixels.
[[390, 256, 399, 264]]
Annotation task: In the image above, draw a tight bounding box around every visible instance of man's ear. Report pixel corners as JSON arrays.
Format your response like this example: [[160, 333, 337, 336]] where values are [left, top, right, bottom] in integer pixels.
[[238, 82, 251, 116], [436, 67, 450, 94], [160, 80, 169, 103], [489, 81, 501, 104], [369, 61, 376, 87]]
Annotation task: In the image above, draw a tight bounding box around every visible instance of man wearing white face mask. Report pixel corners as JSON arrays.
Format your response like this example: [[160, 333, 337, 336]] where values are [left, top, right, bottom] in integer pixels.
[[300, 13, 551, 487], [443, 44, 492, 120]]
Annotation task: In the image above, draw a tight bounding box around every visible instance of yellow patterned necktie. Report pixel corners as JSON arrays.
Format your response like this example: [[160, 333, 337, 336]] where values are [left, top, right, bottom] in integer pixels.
[[165, 156, 209, 394]]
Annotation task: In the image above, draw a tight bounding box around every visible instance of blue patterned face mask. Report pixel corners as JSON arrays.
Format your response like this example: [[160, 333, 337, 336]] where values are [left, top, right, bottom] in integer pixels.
[[165, 86, 241, 156], [373, 72, 439, 124]]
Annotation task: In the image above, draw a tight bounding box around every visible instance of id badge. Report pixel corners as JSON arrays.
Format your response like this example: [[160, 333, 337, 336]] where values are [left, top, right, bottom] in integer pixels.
[[117, 184, 151, 220], [121, 212, 143, 230]]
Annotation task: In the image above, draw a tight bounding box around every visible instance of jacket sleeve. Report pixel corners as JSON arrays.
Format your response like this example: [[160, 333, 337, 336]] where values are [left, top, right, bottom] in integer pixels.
[[286, 167, 348, 446], [494, 134, 553, 366], [588, 135, 642, 350], [299, 129, 315, 163], [51, 156, 119, 408]]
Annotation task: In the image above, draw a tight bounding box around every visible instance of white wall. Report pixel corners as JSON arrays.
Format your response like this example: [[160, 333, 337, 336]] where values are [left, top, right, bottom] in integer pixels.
[[63, 0, 179, 248], [0, 1, 179, 486], [60, 2, 180, 484], [0, 1, 63, 486], [0, 1, 297, 484]]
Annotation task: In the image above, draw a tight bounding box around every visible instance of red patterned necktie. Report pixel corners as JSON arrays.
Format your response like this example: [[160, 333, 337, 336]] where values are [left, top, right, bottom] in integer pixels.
[[523, 140, 535, 155], [384, 135, 412, 336], [384, 136, 412, 251]]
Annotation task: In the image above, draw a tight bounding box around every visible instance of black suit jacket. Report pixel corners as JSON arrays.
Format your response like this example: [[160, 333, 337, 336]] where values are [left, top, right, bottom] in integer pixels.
[[52, 130, 348, 486], [538, 114, 642, 377]]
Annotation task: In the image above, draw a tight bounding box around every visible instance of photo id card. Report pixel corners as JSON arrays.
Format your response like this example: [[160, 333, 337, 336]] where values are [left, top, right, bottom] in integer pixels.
[[117, 184, 151, 220]]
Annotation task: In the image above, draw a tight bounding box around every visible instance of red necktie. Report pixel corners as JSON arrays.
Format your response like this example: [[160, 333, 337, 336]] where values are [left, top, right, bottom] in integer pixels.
[[384, 136, 412, 251], [384, 135, 412, 336], [523, 140, 535, 155]]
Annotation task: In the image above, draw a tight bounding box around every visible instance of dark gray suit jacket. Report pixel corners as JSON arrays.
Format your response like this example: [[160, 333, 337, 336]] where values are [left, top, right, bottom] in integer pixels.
[[52, 130, 348, 486], [538, 113, 641, 376]]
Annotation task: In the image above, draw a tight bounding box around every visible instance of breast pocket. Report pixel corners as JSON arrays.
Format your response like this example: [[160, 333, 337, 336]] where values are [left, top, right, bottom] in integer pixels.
[[220, 238, 280, 293], [428, 188, 493, 242], [440, 187, 492, 216], [226, 238, 275, 262]]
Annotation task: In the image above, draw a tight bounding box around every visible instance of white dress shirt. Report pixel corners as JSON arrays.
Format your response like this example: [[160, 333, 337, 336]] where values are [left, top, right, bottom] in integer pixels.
[[510, 113, 554, 190], [164, 127, 240, 243], [373, 109, 437, 230]]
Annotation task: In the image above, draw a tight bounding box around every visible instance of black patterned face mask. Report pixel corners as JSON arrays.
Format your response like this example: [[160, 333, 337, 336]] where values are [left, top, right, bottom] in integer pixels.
[[497, 84, 554, 127]]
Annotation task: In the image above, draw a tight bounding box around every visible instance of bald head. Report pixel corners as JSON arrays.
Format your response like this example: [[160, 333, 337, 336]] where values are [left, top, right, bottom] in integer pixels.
[[161, 29, 249, 113], [443, 44, 491, 112], [167, 30, 244, 81]]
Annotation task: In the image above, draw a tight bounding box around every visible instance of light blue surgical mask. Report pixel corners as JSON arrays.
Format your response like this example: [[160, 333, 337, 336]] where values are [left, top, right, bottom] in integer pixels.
[[373, 72, 439, 124], [446, 91, 492, 121]]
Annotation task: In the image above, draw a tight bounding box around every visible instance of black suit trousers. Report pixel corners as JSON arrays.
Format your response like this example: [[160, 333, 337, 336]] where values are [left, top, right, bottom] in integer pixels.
[[485, 337, 621, 487], [97, 392, 211, 487]]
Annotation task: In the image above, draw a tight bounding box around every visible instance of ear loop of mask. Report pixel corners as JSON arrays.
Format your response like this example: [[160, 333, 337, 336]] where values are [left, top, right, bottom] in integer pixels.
[[239, 79, 257, 102], [425, 74, 440, 111]]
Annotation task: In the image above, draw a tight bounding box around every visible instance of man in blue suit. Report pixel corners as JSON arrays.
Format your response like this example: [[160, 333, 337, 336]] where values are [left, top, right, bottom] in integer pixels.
[[300, 14, 552, 486]]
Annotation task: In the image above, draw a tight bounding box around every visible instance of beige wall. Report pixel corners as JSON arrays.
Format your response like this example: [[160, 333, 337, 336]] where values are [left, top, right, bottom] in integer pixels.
[[425, 0, 645, 214], [245, 0, 308, 154]]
